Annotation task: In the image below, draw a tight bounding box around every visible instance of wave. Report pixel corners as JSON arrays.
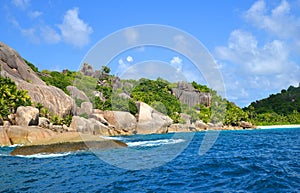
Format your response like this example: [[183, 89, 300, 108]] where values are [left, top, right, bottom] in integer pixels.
[[0, 144, 24, 148], [16, 152, 71, 159], [126, 139, 185, 147], [100, 136, 126, 141]]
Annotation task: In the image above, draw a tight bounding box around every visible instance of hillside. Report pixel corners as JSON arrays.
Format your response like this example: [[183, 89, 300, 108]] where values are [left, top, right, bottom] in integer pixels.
[[244, 84, 300, 125]]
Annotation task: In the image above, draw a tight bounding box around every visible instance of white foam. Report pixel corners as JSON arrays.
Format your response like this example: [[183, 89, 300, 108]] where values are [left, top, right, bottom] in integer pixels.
[[100, 136, 125, 141], [16, 152, 71, 159], [0, 144, 24, 148], [127, 139, 185, 147]]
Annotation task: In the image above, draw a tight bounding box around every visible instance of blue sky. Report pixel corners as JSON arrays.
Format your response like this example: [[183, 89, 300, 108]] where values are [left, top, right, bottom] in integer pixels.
[[1, 0, 300, 107]]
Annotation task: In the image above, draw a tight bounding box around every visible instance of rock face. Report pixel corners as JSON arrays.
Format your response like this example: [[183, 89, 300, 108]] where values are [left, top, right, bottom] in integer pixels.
[[15, 106, 39, 126], [172, 82, 211, 108], [168, 124, 197, 133], [103, 111, 137, 134], [240, 121, 253, 128], [76, 102, 93, 115], [136, 102, 173, 134], [70, 116, 113, 136], [195, 120, 208, 130], [0, 42, 74, 116], [6, 126, 55, 145], [67, 86, 89, 102], [0, 127, 11, 146]]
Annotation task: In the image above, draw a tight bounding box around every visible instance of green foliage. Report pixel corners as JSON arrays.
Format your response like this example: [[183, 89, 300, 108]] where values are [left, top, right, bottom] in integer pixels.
[[131, 78, 182, 120], [199, 104, 211, 123], [191, 81, 211, 92], [50, 115, 63, 125], [63, 115, 73, 127], [35, 103, 44, 111], [40, 107, 50, 118], [24, 59, 39, 72], [79, 113, 89, 119], [39, 70, 77, 94], [244, 84, 300, 125], [244, 85, 300, 115], [75, 98, 85, 107], [0, 76, 32, 119], [101, 66, 111, 74], [224, 102, 248, 126]]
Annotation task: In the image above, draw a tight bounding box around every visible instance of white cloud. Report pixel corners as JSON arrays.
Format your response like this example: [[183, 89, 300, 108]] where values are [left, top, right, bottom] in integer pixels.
[[12, 0, 30, 9], [40, 26, 61, 44], [29, 11, 42, 19], [244, 0, 300, 40], [58, 7, 93, 48], [215, 30, 290, 75], [126, 56, 133, 62], [124, 28, 138, 45], [170, 56, 183, 72], [117, 58, 130, 73]]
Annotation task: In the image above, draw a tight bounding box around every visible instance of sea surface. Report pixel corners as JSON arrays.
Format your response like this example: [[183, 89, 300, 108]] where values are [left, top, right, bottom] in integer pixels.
[[0, 128, 299, 192]]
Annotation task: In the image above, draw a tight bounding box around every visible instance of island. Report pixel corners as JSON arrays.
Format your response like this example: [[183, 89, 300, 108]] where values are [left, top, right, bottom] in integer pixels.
[[0, 41, 299, 155]]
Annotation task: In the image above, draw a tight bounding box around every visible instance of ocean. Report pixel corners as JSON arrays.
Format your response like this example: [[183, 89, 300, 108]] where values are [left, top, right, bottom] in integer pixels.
[[1, 128, 299, 192]]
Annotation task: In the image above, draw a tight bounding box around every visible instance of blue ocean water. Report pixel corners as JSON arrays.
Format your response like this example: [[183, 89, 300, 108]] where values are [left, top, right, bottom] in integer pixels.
[[0, 128, 299, 192]]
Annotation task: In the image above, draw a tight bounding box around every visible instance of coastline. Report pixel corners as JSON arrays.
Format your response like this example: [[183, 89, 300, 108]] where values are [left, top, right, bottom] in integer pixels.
[[256, 124, 300, 129]]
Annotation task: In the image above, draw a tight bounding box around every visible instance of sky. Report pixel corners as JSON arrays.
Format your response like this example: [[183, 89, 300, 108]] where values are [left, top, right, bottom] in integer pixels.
[[1, 0, 300, 107]]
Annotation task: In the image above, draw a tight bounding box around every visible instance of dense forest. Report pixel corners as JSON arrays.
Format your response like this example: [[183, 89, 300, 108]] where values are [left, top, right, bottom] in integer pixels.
[[244, 85, 300, 125]]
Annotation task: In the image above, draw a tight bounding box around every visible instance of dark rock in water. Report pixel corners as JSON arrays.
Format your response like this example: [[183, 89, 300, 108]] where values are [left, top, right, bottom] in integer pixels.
[[10, 140, 127, 156]]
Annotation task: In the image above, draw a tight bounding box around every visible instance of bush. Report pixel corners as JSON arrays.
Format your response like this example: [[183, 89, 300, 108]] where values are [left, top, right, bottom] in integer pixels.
[[0, 76, 32, 119]]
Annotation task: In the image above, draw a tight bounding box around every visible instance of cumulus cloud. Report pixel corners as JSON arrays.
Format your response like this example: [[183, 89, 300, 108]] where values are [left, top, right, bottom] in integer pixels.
[[58, 7, 93, 48], [244, 0, 300, 40], [124, 28, 138, 45], [29, 11, 42, 19], [40, 26, 61, 44], [12, 0, 30, 9], [215, 30, 290, 75], [126, 56, 133, 62], [214, 0, 300, 106], [170, 56, 183, 72]]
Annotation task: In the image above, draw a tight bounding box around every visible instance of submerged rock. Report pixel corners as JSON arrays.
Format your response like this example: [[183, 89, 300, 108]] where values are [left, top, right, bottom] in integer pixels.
[[10, 140, 127, 156]]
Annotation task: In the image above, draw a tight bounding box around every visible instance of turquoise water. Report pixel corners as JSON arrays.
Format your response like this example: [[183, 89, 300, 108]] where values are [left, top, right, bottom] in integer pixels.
[[0, 128, 299, 192]]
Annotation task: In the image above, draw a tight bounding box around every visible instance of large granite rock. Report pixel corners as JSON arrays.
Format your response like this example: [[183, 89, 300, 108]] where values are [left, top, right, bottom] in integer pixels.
[[6, 126, 55, 145], [67, 86, 89, 102], [0, 127, 11, 146], [168, 124, 197, 133], [69, 116, 113, 136], [136, 102, 173, 134], [15, 106, 39, 126], [76, 102, 93, 115], [195, 120, 208, 130], [103, 111, 137, 134], [0, 42, 74, 116], [240, 121, 253, 129], [172, 82, 211, 108]]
